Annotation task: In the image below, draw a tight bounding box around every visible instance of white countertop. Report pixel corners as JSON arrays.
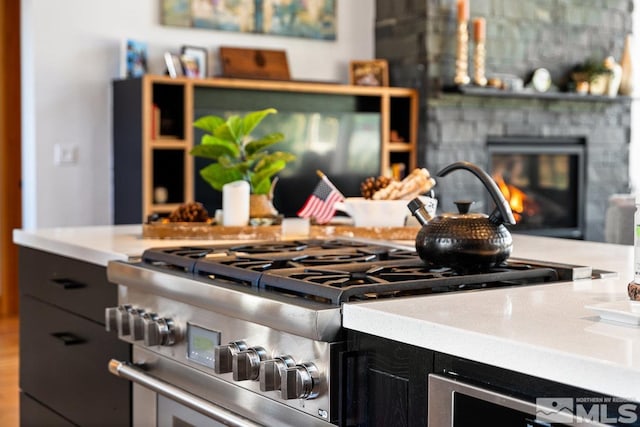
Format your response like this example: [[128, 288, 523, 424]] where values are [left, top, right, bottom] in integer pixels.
[[344, 234, 640, 402], [13, 226, 640, 401], [13, 225, 228, 265]]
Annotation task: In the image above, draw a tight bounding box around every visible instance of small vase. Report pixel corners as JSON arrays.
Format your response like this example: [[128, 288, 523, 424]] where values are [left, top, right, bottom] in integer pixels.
[[250, 194, 279, 218], [619, 34, 633, 96], [589, 75, 608, 96]]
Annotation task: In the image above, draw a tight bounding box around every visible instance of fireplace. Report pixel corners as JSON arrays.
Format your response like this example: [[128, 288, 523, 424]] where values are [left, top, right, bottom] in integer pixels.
[[488, 136, 586, 239]]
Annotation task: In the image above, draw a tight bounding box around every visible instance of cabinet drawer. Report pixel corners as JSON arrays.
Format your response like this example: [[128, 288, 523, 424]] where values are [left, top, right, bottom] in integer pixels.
[[20, 393, 76, 427], [20, 296, 131, 427], [19, 246, 116, 323]]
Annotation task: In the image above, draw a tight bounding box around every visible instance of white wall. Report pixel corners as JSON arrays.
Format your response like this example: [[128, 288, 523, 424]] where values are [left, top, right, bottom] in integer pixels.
[[21, 0, 375, 228]]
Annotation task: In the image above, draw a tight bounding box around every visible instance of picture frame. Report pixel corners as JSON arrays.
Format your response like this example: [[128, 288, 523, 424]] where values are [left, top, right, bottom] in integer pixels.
[[164, 52, 184, 78], [349, 59, 390, 87], [180, 54, 200, 78], [181, 45, 208, 78]]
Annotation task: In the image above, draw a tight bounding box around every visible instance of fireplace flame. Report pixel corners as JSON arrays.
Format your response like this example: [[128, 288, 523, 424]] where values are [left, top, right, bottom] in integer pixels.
[[494, 175, 525, 223]]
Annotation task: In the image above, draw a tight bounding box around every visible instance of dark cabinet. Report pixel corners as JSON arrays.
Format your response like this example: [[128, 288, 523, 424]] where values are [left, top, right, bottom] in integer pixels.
[[18, 247, 131, 426], [347, 329, 638, 427]]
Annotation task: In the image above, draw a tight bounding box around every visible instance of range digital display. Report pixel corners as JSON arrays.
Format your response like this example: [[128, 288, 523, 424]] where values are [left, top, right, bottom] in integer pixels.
[[187, 324, 221, 368]]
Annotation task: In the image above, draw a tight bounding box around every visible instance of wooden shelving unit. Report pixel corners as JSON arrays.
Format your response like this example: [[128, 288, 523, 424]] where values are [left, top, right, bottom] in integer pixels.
[[113, 75, 419, 224]]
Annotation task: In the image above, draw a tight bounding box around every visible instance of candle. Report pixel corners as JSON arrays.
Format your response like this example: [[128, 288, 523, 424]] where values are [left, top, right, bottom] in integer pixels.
[[457, 0, 469, 22], [473, 17, 486, 42]]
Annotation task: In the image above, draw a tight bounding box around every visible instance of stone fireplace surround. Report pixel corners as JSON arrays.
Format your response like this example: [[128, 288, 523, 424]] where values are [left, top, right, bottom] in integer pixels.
[[425, 93, 630, 242], [374, 0, 633, 242]]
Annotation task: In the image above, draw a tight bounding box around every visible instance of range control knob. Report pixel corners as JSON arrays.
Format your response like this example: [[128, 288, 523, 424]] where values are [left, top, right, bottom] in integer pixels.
[[128, 308, 146, 341], [116, 304, 133, 336], [233, 346, 267, 381], [259, 355, 295, 391], [104, 306, 119, 332], [281, 362, 320, 400], [214, 341, 248, 374], [144, 316, 176, 347]]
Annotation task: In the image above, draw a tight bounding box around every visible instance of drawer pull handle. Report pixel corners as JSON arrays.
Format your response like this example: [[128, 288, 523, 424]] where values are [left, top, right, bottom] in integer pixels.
[[51, 332, 85, 346], [50, 278, 86, 289]]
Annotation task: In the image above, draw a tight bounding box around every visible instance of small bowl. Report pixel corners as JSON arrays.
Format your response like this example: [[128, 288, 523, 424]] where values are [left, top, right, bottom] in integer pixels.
[[334, 197, 432, 227]]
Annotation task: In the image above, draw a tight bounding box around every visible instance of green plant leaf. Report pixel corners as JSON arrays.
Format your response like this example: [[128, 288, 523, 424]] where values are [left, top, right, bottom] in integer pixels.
[[226, 115, 244, 143], [242, 108, 277, 136], [251, 177, 272, 195], [199, 163, 244, 191], [245, 132, 285, 155], [190, 108, 294, 194], [194, 115, 225, 134], [250, 159, 290, 194], [190, 138, 239, 159], [254, 152, 296, 172], [213, 122, 236, 142]]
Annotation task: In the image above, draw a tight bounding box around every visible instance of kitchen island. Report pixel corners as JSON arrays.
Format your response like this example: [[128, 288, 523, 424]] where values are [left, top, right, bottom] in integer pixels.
[[14, 225, 640, 417]]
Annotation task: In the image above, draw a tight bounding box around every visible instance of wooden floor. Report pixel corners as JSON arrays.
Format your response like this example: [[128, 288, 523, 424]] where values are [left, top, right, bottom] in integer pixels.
[[0, 314, 19, 427]]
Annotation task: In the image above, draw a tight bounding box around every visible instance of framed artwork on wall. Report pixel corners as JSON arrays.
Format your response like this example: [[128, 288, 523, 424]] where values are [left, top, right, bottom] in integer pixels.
[[349, 60, 389, 87], [161, 0, 337, 40]]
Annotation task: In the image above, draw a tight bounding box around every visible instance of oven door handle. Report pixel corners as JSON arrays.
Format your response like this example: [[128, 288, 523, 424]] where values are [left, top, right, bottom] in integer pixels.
[[108, 359, 263, 427]]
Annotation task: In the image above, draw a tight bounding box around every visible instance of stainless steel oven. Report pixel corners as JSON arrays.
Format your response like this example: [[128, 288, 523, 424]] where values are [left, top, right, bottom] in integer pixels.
[[104, 239, 601, 427], [428, 374, 610, 427]]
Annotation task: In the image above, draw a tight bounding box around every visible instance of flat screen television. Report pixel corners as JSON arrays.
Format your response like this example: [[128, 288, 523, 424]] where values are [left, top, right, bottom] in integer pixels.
[[192, 110, 382, 217]]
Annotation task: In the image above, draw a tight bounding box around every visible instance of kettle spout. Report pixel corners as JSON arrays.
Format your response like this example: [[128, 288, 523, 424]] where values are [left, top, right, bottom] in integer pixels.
[[407, 198, 432, 225]]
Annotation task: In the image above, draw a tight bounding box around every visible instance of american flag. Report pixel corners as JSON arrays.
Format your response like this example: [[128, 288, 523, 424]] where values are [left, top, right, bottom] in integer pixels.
[[297, 175, 345, 224]]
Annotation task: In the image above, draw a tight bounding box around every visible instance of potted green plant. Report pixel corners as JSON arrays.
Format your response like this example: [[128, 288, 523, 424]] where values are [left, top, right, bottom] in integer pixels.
[[571, 59, 612, 95], [190, 107, 296, 218]]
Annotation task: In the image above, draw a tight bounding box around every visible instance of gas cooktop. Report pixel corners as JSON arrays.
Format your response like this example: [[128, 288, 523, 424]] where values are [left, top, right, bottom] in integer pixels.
[[139, 239, 599, 305]]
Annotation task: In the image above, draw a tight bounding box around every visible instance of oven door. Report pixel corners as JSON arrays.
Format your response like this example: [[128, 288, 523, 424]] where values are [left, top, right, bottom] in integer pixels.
[[110, 347, 334, 427], [428, 374, 611, 427]]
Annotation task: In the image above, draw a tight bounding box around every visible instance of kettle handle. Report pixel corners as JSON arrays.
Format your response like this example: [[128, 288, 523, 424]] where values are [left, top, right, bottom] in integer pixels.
[[436, 161, 516, 225]]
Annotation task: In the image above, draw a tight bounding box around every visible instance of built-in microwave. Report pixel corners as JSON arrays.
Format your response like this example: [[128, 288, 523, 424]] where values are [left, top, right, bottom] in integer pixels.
[[428, 374, 613, 427]]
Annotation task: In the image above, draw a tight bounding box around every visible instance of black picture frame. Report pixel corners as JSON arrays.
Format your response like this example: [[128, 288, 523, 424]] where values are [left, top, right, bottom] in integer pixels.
[[181, 45, 208, 78]]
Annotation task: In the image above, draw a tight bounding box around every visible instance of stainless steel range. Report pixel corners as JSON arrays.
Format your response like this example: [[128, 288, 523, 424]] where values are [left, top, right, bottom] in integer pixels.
[[104, 238, 600, 427]]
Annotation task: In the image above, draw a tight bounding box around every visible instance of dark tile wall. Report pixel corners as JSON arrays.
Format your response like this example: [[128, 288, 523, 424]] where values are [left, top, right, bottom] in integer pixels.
[[375, 0, 633, 241]]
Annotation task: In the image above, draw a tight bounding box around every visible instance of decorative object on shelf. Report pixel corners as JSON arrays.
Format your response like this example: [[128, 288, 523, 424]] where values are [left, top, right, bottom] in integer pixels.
[[160, 0, 336, 41], [571, 59, 612, 95], [604, 56, 622, 97], [472, 17, 487, 87], [454, 0, 471, 86], [530, 68, 552, 93], [619, 34, 633, 96], [181, 45, 208, 78], [219, 47, 291, 80], [164, 52, 184, 78], [349, 59, 390, 86], [190, 108, 296, 219], [121, 39, 148, 78]]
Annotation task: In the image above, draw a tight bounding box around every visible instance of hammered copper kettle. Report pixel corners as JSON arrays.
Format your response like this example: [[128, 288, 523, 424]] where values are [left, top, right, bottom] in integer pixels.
[[407, 161, 516, 272]]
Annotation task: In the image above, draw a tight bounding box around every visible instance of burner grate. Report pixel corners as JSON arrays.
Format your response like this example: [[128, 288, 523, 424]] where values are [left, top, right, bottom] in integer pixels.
[[138, 240, 590, 307], [258, 261, 560, 304]]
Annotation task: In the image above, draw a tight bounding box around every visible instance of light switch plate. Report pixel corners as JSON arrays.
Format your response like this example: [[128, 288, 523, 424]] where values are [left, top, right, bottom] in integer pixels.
[[54, 144, 78, 165]]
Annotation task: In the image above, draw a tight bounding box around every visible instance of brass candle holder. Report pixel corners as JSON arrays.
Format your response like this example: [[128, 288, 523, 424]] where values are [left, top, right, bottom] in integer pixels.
[[454, 22, 471, 86], [473, 41, 487, 86]]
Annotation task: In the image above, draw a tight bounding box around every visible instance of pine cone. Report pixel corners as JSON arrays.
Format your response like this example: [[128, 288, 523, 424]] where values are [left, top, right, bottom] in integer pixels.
[[360, 176, 393, 199], [168, 202, 209, 222]]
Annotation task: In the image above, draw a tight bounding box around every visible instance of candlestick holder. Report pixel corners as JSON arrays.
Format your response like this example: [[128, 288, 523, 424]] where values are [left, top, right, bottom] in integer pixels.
[[454, 22, 471, 86], [473, 41, 487, 86]]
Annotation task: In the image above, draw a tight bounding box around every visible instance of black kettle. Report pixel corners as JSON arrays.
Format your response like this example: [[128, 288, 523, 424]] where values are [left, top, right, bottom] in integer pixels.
[[407, 161, 516, 272]]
